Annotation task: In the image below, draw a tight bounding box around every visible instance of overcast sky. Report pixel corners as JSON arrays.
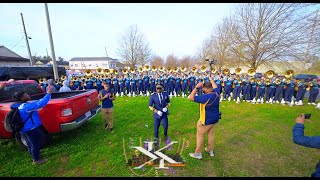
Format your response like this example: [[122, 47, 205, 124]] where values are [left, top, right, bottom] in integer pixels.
[[0, 3, 235, 61]]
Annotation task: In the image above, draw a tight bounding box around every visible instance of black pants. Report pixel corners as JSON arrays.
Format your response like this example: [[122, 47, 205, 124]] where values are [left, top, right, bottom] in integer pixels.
[[22, 126, 45, 161]]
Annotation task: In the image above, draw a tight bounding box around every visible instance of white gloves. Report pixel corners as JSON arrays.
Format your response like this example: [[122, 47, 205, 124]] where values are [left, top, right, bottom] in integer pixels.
[[157, 111, 163, 117], [162, 107, 168, 113]]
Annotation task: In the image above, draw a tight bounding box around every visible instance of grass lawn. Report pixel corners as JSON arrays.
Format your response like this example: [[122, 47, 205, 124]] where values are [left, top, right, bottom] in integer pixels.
[[0, 96, 319, 177]]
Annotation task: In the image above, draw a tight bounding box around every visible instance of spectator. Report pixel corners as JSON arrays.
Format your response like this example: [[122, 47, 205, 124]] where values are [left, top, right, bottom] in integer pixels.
[[46, 79, 57, 93], [59, 80, 72, 92], [292, 113, 320, 177], [11, 85, 52, 165]]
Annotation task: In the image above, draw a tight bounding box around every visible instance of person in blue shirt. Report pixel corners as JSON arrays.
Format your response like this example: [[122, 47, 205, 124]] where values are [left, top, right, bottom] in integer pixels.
[[95, 78, 103, 92], [148, 84, 170, 146], [112, 75, 119, 96], [196, 75, 203, 96], [168, 75, 175, 97], [188, 76, 220, 159], [46, 79, 57, 93], [124, 75, 131, 96], [85, 78, 94, 90], [54, 80, 61, 92], [150, 76, 156, 93], [242, 76, 251, 102], [224, 75, 232, 101], [11, 85, 52, 165], [295, 79, 307, 105], [250, 78, 257, 103], [143, 73, 150, 96], [233, 76, 242, 103], [189, 74, 196, 93], [99, 83, 116, 133], [308, 79, 319, 105], [119, 75, 125, 97], [163, 75, 169, 93], [181, 74, 189, 97], [265, 80, 275, 103], [292, 113, 320, 177]]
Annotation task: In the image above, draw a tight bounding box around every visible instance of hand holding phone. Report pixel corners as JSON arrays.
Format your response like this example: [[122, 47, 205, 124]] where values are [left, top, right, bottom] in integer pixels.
[[305, 114, 311, 119]]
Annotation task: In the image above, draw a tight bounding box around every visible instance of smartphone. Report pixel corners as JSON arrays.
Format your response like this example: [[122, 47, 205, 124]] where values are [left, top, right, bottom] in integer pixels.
[[305, 114, 311, 119]]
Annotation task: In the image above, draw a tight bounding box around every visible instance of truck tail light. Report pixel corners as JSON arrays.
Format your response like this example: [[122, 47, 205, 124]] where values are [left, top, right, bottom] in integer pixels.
[[61, 103, 72, 117]]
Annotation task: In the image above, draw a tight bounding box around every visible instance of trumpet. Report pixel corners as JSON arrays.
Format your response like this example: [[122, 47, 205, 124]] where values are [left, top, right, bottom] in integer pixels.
[[235, 68, 242, 75], [275, 78, 281, 85], [39, 78, 45, 84], [152, 66, 157, 72], [247, 68, 256, 76]]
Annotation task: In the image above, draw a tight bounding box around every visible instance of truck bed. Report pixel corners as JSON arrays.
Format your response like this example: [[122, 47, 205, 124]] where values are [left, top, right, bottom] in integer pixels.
[[29, 90, 94, 101]]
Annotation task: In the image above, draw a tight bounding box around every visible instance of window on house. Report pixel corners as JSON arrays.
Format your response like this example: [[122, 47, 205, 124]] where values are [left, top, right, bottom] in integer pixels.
[[75, 64, 78, 67]]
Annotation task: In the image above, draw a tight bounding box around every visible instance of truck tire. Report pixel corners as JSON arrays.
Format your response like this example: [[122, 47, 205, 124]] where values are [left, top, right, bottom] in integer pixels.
[[15, 132, 28, 151]]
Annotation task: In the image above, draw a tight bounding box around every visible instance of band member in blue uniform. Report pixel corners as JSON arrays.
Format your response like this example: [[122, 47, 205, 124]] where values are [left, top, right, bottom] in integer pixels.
[[257, 79, 266, 103], [143, 73, 150, 96], [189, 73, 196, 93], [55, 80, 61, 91], [150, 75, 156, 93], [137, 74, 144, 96], [105, 76, 112, 87], [112, 75, 119, 96], [130, 74, 137, 96], [308, 78, 319, 105], [224, 75, 232, 101], [214, 74, 222, 96], [295, 79, 306, 105], [163, 75, 169, 93], [242, 76, 251, 101], [148, 84, 171, 145], [196, 75, 203, 96], [284, 78, 295, 103], [182, 74, 189, 97], [175, 74, 181, 96], [250, 78, 257, 102], [168, 74, 175, 96], [85, 78, 94, 89], [274, 78, 284, 103], [265, 80, 275, 103], [125, 75, 131, 96], [119, 75, 125, 97], [233, 76, 242, 102]]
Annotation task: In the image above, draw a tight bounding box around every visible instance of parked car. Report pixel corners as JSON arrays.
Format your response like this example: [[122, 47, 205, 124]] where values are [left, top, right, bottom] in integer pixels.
[[0, 80, 101, 149], [293, 74, 318, 82]]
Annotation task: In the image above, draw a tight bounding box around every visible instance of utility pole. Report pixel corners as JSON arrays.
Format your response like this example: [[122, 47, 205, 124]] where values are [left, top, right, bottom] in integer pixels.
[[44, 3, 59, 80], [305, 10, 319, 64], [20, 13, 33, 66], [105, 46, 110, 69]]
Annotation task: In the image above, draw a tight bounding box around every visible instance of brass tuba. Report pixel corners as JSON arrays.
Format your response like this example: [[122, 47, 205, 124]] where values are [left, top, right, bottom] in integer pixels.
[[200, 65, 206, 73], [113, 69, 118, 75], [247, 68, 256, 76], [39, 78, 45, 84], [235, 68, 242, 75], [284, 70, 293, 79], [222, 68, 230, 75], [60, 75, 67, 81], [211, 67, 217, 74], [167, 67, 172, 73], [96, 67, 104, 74], [138, 66, 144, 73], [173, 67, 179, 73], [159, 66, 164, 72], [104, 68, 110, 75], [122, 68, 128, 74], [306, 81, 314, 91], [181, 66, 186, 72], [84, 69, 92, 77], [144, 65, 150, 71], [191, 66, 197, 73], [265, 70, 275, 79], [152, 66, 157, 72], [130, 67, 136, 73]]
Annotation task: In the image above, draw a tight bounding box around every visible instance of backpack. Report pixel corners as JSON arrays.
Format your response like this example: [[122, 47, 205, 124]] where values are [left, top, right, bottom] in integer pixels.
[[3, 105, 33, 133]]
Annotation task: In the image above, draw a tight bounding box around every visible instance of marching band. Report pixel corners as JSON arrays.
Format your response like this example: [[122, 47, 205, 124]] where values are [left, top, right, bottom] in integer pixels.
[[38, 65, 320, 107]]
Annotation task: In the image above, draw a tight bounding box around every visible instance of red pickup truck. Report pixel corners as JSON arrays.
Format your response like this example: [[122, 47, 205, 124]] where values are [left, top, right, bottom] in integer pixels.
[[0, 80, 101, 149]]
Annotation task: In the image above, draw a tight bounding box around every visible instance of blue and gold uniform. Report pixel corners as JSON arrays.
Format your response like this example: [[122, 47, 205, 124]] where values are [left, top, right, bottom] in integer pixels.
[[181, 75, 189, 95], [112, 76, 119, 94], [257, 81, 266, 100], [130, 75, 137, 95], [175, 75, 181, 96], [274, 80, 284, 102], [308, 81, 319, 103], [189, 75, 196, 93], [296, 81, 306, 102], [233, 78, 241, 100], [284, 79, 295, 102], [148, 86, 170, 139], [242, 78, 250, 101], [137, 75, 143, 95], [250, 80, 257, 100]]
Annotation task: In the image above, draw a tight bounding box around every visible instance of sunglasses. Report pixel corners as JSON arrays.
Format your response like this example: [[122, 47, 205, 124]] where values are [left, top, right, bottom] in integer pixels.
[[156, 87, 162, 89]]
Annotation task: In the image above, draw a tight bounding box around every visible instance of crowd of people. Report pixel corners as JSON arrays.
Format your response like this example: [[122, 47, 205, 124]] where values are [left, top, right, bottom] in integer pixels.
[[39, 69, 320, 107]]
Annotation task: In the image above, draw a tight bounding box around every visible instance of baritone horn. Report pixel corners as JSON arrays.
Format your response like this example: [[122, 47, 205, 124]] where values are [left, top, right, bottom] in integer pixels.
[[284, 70, 293, 79], [247, 68, 256, 76]]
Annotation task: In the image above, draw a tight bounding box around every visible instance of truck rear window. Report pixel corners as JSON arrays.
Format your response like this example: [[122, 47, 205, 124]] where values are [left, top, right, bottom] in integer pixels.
[[0, 83, 43, 102]]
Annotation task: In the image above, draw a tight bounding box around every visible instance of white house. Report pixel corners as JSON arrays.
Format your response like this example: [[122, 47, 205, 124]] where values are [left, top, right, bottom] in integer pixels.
[[69, 57, 120, 70], [0, 46, 31, 67]]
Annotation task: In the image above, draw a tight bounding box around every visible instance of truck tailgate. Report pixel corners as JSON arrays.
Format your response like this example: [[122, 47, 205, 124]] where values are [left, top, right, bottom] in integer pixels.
[[70, 90, 99, 119]]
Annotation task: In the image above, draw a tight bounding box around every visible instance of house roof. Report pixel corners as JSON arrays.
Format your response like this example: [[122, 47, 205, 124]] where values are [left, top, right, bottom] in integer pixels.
[[69, 57, 119, 62], [0, 46, 30, 62]]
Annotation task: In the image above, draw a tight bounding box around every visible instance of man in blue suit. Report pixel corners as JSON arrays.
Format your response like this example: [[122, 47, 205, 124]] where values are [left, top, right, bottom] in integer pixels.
[[148, 84, 171, 146]]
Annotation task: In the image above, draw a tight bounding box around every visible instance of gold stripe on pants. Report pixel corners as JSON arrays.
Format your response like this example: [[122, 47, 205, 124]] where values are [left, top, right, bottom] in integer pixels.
[[195, 120, 216, 154], [101, 108, 114, 129]]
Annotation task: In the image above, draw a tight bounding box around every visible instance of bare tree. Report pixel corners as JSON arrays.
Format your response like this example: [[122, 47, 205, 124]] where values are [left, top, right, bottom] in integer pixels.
[[178, 56, 194, 68], [195, 38, 214, 64], [231, 3, 311, 70], [150, 55, 165, 67], [118, 25, 152, 68], [165, 54, 179, 68]]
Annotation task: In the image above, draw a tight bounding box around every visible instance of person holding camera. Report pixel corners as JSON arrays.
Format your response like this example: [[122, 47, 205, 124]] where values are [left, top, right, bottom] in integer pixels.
[[292, 113, 320, 177], [188, 76, 221, 159]]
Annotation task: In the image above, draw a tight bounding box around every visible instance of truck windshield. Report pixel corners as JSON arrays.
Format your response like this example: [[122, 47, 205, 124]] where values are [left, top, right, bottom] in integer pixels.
[[0, 83, 43, 102]]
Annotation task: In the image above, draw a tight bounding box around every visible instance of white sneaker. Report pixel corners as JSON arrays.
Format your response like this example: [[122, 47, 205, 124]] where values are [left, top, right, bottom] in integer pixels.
[[205, 147, 215, 157], [228, 96, 231, 102], [311, 103, 316, 105], [189, 152, 202, 159], [276, 101, 279, 104]]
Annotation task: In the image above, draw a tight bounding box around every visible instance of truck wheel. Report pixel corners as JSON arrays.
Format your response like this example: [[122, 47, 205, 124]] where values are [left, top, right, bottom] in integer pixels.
[[15, 132, 28, 151]]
